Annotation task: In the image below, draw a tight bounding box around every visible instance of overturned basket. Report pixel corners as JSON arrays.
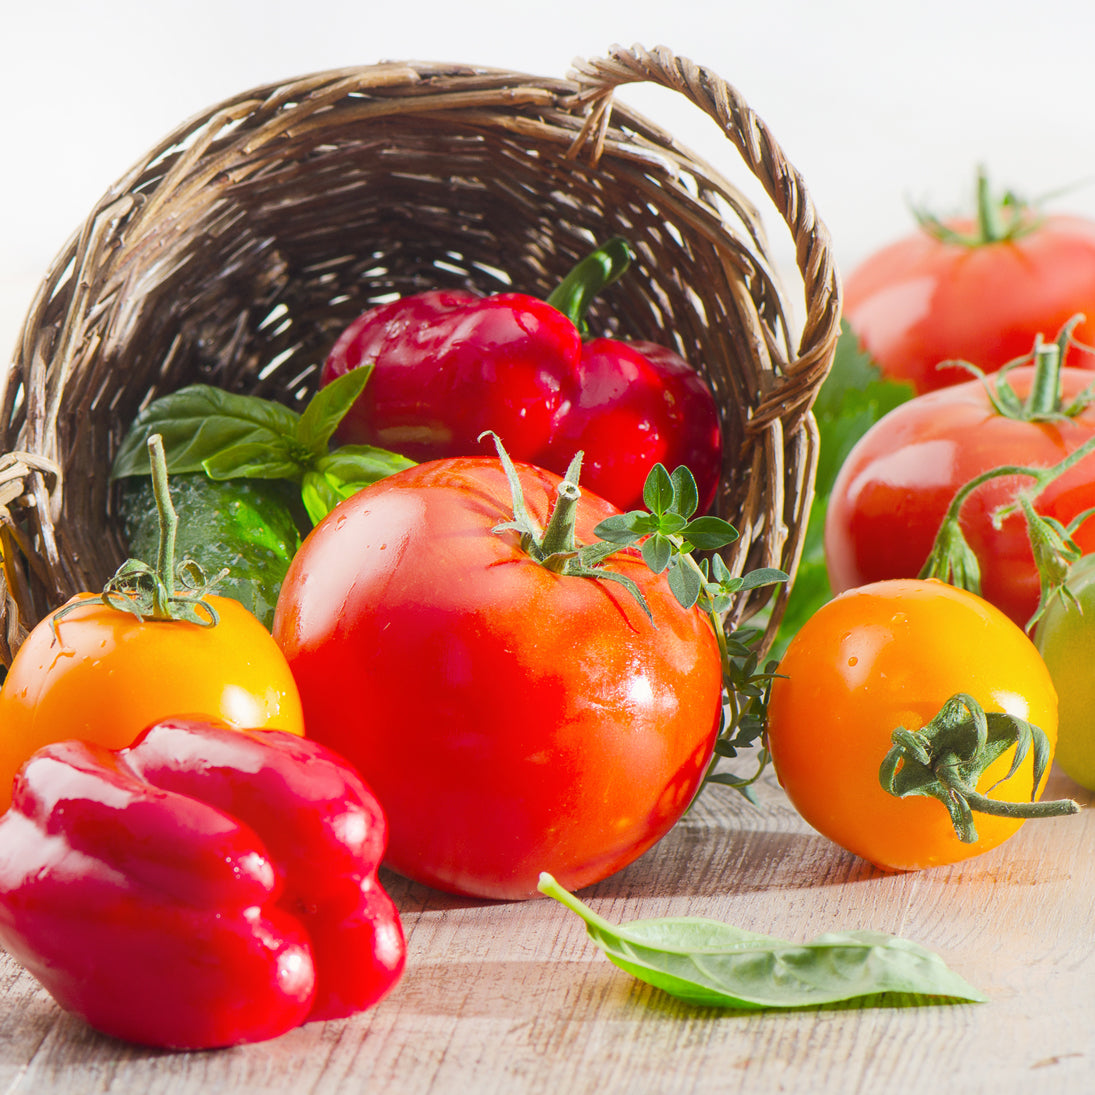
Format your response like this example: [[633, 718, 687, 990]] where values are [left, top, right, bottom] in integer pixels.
[[0, 44, 840, 665]]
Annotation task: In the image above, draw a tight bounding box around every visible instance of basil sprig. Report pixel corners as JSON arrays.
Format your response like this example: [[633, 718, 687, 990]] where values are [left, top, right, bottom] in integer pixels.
[[539, 873, 986, 1009], [111, 369, 414, 525]]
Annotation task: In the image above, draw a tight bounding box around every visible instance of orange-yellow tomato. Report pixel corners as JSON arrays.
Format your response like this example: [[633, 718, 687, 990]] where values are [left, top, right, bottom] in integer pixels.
[[767, 578, 1059, 870], [0, 593, 304, 811]]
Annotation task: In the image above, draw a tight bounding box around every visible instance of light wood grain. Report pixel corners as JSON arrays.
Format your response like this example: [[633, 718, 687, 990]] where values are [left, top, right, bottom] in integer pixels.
[[1, 767, 1092, 1094]]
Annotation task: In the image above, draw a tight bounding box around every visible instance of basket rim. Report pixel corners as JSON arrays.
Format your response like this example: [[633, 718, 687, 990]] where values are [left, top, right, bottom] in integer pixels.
[[0, 43, 842, 663]]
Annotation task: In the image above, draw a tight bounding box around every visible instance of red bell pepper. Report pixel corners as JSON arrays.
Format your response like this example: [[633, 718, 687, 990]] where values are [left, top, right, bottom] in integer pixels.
[[320, 240, 723, 514], [0, 717, 406, 1049]]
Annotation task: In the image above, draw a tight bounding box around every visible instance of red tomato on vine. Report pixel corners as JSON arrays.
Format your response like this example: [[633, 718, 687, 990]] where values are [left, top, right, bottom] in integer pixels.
[[825, 329, 1095, 628], [844, 172, 1095, 393]]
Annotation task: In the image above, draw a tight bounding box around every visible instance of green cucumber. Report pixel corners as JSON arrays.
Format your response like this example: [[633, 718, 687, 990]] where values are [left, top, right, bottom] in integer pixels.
[[117, 474, 305, 630]]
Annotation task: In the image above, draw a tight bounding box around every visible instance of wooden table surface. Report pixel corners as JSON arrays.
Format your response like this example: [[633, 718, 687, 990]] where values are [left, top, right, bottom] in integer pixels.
[[1, 764, 1091, 1094]]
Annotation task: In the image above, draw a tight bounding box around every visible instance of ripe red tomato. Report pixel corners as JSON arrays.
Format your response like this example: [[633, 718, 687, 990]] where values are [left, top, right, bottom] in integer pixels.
[[0, 594, 305, 812], [272, 457, 724, 901], [844, 196, 1095, 392], [825, 365, 1095, 627], [767, 579, 1060, 871]]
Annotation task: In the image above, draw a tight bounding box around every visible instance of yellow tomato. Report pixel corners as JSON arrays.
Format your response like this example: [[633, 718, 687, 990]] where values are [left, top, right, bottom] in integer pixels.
[[0, 593, 304, 811], [768, 578, 1060, 870]]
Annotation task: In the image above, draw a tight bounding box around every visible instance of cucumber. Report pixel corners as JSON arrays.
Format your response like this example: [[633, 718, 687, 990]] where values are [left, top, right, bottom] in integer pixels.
[[117, 474, 306, 630]]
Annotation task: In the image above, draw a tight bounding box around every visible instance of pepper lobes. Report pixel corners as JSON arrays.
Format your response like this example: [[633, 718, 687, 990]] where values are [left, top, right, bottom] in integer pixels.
[[320, 241, 724, 514], [0, 717, 406, 1049]]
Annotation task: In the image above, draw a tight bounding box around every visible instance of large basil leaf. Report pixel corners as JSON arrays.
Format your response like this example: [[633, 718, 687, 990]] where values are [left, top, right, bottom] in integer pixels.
[[112, 386, 300, 478], [111, 370, 411, 524], [539, 873, 985, 1009]]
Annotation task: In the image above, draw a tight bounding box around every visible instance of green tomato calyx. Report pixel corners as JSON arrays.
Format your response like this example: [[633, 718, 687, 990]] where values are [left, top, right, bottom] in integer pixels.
[[914, 167, 1044, 247], [879, 692, 1080, 843], [951, 315, 1093, 424]]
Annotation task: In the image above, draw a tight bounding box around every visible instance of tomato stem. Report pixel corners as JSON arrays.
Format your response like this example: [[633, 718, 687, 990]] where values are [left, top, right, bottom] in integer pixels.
[[149, 434, 177, 611], [921, 424, 1095, 625], [1023, 339, 1062, 418], [539, 480, 582, 566], [48, 434, 225, 633], [960, 787, 1081, 822], [880, 692, 1079, 843], [915, 167, 1042, 247], [975, 167, 1003, 243]]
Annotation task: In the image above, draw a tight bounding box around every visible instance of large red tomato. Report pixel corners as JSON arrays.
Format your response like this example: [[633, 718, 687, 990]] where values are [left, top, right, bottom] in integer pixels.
[[825, 365, 1095, 628], [272, 457, 724, 901], [844, 185, 1095, 392]]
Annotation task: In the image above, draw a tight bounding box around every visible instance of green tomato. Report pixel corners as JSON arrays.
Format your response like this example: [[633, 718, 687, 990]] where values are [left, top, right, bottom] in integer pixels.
[[1035, 554, 1095, 790]]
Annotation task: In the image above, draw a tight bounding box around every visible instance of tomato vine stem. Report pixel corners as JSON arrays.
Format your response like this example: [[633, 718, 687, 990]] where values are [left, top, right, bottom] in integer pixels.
[[52, 435, 225, 636], [149, 434, 178, 611], [914, 166, 1043, 247], [880, 692, 1079, 843], [921, 322, 1095, 627]]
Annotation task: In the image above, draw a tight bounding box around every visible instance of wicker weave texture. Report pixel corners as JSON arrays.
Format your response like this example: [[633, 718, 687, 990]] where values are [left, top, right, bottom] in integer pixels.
[[0, 45, 841, 664]]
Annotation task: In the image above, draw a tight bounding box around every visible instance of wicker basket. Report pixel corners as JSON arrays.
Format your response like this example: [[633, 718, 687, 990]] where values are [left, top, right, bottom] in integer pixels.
[[0, 44, 840, 665]]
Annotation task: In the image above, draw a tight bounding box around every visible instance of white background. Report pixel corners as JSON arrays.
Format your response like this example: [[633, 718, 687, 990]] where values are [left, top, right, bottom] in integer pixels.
[[3, 0, 1094, 361]]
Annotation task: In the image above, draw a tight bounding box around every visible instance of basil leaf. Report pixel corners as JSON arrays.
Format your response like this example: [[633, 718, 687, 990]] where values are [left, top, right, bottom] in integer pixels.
[[315, 445, 415, 489], [111, 385, 300, 478], [539, 873, 986, 1009], [202, 440, 303, 481], [295, 366, 374, 456], [112, 371, 415, 529], [300, 469, 347, 527], [300, 447, 415, 524]]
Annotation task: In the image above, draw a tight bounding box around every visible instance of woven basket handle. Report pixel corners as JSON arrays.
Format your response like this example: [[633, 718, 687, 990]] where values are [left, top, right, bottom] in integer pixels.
[[566, 45, 841, 425]]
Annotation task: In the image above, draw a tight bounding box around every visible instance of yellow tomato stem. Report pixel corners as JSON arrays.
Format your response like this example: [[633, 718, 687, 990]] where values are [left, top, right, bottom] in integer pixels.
[[960, 786, 1080, 821], [47, 433, 223, 632], [880, 692, 1080, 844], [148, 434, 177, 613]]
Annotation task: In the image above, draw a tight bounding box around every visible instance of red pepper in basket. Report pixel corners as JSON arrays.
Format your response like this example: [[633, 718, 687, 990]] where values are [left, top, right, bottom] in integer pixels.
[[321, 239, 723, 514], [0, 717, 406, 1049]]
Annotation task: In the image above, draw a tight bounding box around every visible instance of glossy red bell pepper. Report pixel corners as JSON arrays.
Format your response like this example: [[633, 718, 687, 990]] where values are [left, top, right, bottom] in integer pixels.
[[0, 717, 406, 1049], [321, 240, 723, 514]]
